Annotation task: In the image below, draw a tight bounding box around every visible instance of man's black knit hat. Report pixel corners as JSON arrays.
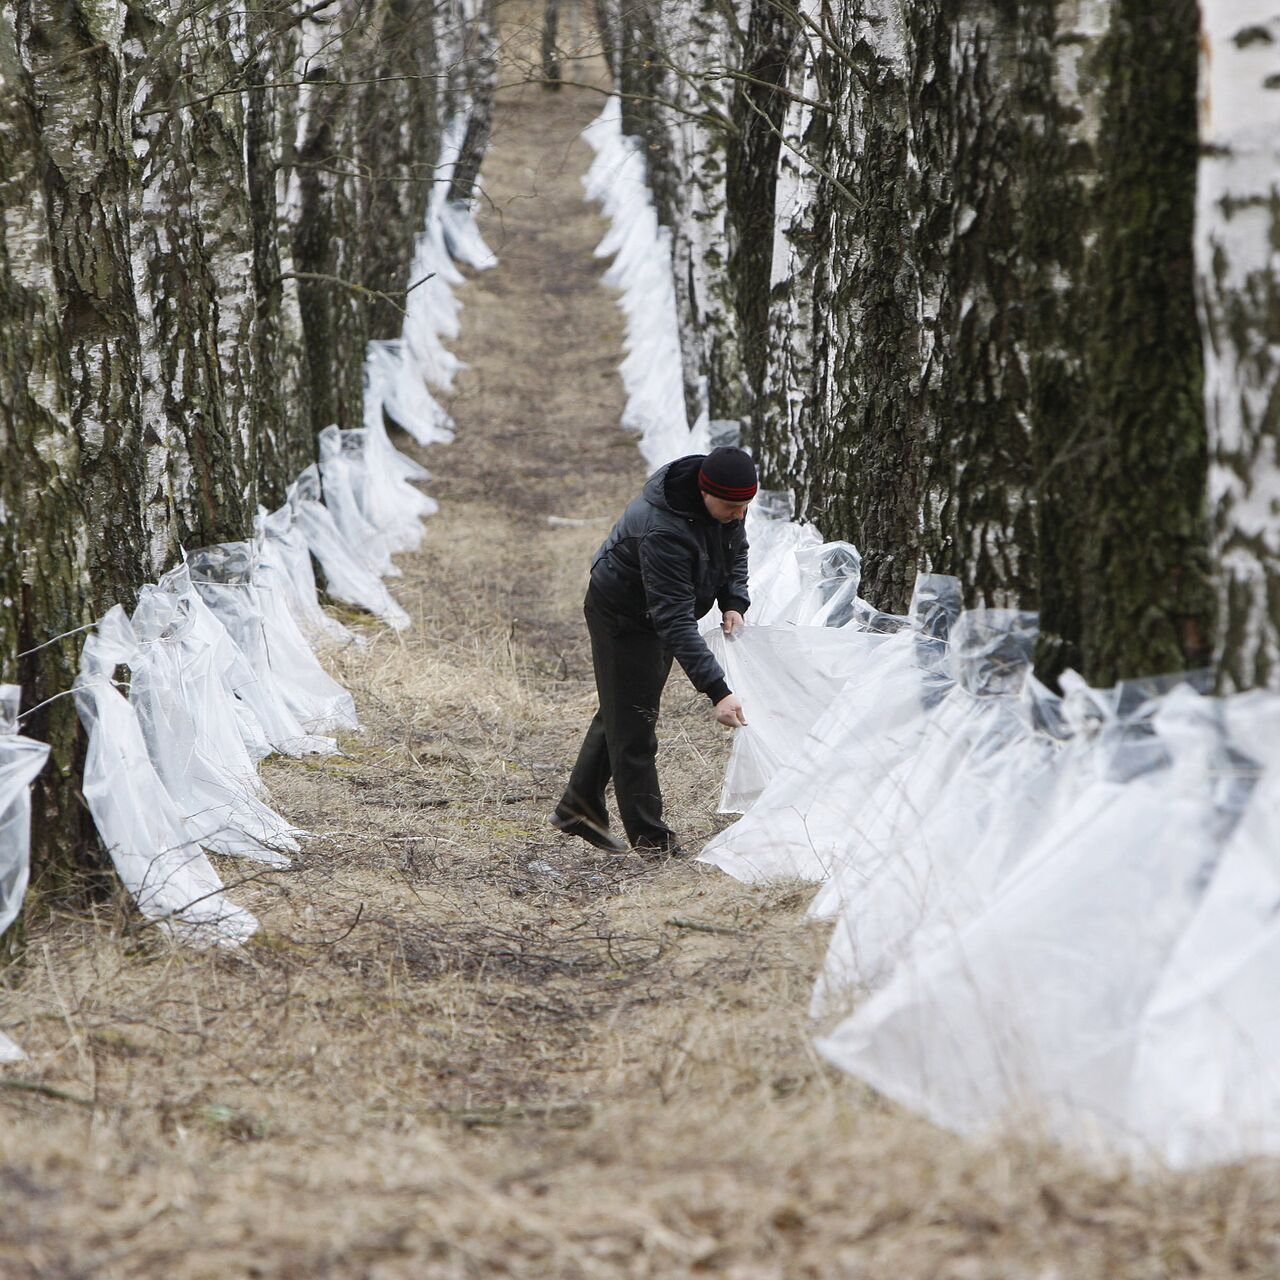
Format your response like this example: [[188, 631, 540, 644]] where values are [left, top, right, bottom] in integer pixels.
[[698, 447, 758, 502]]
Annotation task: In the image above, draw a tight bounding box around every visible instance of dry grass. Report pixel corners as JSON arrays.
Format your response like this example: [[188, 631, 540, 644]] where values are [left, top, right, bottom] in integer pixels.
[[4, 7, 1280, 1277]]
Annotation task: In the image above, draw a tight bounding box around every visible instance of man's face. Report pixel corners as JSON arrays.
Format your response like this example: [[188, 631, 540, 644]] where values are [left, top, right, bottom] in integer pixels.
[[702, 492, 752, 524]]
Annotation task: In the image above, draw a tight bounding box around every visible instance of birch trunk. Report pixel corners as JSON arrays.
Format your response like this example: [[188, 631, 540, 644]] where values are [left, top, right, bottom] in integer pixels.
[[245, 2, 315, 498], [1079, 0, 1214, 684], [127, 0, 260, 564], [1018, 0, 1110, 680], [448, 0, 499, 205], [660, 0, 747, 424], [2, 9, 99, 895], [15, 0, 149, 888], [2, 0, 486, 902], [364, 0, 441, 340], [1197, 4, 1280, 691], [808, 2, 925, 611], [294, 6, 371, 436], [755, 0, 828, 493], [726, 0, 794, 438]]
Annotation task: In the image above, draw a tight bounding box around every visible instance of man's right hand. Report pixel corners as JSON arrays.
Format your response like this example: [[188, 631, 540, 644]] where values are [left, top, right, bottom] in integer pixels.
[[713, 694, 747, 728]]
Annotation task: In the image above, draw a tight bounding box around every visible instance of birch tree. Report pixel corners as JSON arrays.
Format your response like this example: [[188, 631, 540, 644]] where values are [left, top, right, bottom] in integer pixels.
[[755, 0, 826, 491], [1197, 4, 1280, 691], [2, 0, 491, 895], [749, 1, 1213, 669]]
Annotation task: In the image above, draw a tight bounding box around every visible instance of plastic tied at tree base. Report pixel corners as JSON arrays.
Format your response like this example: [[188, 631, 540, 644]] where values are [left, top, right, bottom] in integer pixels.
[[814, 683, 1240, 1160], [783, 542, 865, 628], [249, 543, 360, 737], [256, 503, 357, 650], [700, 521, 874, 811], [366, 338, 455, 447], [807, 608, 1046, 999], [159, 564, 273, 763], [807, 607, 1040, 919], [364, 120, 478, 445], [290, 464, 411, 631], [808, 670, 1076, 1020], [403, 199, 465, 394], [738, 501, 823, 626], [1122, 691, 1280, 1168], [699, 572, 961, 886], [0, 684, 52, 1062], [582, 97, 705, 470], [440, 198, 499, 270], [318, 426, 401, 579], [130, 581, 300, 866], [185, 542, 349, 754], [707, 623, 899, 815], [73, 607, 259, 948], [341, 423, 437, 555]]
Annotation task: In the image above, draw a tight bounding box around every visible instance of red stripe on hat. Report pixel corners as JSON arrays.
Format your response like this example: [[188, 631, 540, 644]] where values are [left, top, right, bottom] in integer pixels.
[[698, 470, 758, 501]]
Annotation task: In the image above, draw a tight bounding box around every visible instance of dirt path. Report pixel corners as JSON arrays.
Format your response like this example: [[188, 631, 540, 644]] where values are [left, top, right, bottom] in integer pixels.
[[3, 11, 1276, 1280]]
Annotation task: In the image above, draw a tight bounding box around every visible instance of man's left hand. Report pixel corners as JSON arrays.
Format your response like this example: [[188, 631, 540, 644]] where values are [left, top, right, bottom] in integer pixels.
[[721, 610, 745, 636]]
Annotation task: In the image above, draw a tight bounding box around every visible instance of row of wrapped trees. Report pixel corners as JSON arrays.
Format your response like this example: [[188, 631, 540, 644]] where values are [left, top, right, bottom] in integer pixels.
[[590, 0, 1280, 691], [0, 0, 495, 891]]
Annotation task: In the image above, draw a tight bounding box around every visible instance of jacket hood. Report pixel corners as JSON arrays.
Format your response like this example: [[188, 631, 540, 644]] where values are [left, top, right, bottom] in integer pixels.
[[643, 455, 706, 519]]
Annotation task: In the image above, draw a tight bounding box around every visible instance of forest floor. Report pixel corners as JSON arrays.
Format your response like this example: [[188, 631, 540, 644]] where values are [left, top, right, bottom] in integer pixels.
[[3, 9, 1280, 1279]]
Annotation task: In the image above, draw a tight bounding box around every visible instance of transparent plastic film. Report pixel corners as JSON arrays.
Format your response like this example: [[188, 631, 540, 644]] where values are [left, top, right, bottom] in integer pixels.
[[73, 607, 259, 948], [0, 684, 52, 939], [130, 584, 300, 865], [291, 465, 411, 630], [185, 537, 345, 747]]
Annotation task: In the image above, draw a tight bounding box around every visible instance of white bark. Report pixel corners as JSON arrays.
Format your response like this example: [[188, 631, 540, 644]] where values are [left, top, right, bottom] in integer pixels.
[[651, 0, 749, 423], [760, 0, 823, 493], [1197, 3, 1280, 689]]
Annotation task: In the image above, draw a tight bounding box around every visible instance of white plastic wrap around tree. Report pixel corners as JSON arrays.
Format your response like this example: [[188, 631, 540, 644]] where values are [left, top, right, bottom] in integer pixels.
[[0, 685, 52, 1062], [290, 465, 412, 631], [130, 582, 301, 866], [73, 608, 259, 948]]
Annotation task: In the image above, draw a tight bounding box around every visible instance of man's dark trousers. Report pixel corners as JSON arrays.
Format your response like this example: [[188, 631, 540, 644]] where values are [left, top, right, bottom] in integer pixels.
[[563, 586, 678, 850]]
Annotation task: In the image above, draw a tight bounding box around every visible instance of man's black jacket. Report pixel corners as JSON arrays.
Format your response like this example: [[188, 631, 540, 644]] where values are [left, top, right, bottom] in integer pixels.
[[588, 455, 750, 705]]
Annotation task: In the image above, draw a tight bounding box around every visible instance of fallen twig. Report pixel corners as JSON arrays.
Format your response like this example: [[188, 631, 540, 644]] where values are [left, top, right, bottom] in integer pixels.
[[0, 1078, 94, 1108], [439, 1099, 594, 1128], [666, 917, 743, 937]]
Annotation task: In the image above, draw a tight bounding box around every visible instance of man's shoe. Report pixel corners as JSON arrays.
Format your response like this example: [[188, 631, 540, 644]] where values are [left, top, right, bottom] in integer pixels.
[[550, 804, 628, 854]]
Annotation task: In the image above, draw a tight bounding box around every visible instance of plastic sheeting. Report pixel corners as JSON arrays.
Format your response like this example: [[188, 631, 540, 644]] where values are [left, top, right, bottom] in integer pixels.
[[344, 423, 438, 555], [130, 583, 299, 865], [0, 687, 51, 1014], [256, 503, 357, 650], [74, 607, 259, 947], [404, 215, 465, 393], [699, 572, 959, 885], [699, 626, 940, 885], [808, 610, 1047, 999], [441, 199, 498, 270], [1122, 692, 1280, 1167], [583, 98, 707, 470], [291, 464, 412, 631], [366, 338, 456, 447], [0, 685, 49, 931], [815, 686, 1234, 1157], [707, 625, 897, 814], [317, 426, 401, 578], [186, 542, 354, 753], [159, 565, 273, 764], [692, 494, 1280, 1166]]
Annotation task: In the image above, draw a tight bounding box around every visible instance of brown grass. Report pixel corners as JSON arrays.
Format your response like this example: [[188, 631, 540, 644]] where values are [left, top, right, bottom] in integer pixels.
[[4, 7, 1280, 1277]]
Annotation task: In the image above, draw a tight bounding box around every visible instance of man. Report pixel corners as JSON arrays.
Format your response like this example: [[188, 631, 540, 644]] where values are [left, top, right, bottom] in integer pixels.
[[552, 446, 757, 857]]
